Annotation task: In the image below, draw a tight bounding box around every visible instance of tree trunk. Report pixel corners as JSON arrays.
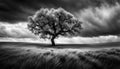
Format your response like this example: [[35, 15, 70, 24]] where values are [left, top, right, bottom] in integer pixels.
[[51, 37, 55, 46]]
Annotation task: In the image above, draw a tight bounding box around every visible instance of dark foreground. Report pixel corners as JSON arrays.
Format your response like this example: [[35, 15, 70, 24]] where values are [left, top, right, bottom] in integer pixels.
[[0, 42, 120, 69]]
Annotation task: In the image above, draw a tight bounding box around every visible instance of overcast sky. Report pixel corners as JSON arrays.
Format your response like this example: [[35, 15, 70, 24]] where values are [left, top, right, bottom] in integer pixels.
[[0, 0, 120, 44], [0, 0, 119, 23]]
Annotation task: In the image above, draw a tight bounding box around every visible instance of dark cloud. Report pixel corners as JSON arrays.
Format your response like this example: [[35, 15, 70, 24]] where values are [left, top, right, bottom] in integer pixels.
[[0, 0, 120, 23], [77, 4, 120, 37], [0, 0, 120, 37], [0, 0, 61, 23]]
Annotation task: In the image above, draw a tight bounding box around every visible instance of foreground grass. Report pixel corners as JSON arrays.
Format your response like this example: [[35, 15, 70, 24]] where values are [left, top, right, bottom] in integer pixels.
[[0, 45, 120, 69]]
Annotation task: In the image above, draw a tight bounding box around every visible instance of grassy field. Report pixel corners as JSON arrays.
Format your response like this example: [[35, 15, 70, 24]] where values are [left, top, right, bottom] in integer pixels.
[[0, 42, 120, 69]]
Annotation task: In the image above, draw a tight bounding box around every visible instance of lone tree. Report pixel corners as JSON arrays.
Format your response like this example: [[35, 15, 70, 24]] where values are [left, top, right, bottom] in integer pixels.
[[28, 8, 82, 46]]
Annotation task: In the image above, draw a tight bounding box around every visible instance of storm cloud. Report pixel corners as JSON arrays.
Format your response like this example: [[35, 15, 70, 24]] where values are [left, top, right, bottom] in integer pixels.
[[78, 3, 120, 36], [0, 0, 120, 39], [0, 0, 119, 23]]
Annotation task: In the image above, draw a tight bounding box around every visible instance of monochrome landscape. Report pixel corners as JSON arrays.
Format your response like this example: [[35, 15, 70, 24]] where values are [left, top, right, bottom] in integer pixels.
[[0, 0, 120, 69]]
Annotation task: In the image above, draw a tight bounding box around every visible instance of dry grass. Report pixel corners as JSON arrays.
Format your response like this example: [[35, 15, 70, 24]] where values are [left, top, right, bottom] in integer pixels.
[[0, 45, 120, 69]]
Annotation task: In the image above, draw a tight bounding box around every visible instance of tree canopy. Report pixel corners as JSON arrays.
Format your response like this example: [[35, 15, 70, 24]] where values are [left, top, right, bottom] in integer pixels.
[[28, 8, 82, 46]]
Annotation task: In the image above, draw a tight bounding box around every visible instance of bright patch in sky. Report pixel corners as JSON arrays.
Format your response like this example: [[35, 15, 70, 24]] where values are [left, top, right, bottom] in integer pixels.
[[1, 3, 120, 44]]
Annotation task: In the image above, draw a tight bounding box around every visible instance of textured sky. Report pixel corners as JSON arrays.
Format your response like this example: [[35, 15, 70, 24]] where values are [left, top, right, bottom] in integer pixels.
[[0, 0, 120, 43], [0, 0, 119, 23]]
